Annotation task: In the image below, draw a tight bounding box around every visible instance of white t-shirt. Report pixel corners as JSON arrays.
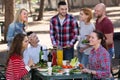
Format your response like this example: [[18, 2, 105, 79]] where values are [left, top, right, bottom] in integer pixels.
[[23, 44, 48, 65], [78, 21, 95, 55]]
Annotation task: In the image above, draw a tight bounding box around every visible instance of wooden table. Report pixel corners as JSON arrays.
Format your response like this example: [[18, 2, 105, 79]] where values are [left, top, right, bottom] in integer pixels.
[[33, 69, 92, 80]]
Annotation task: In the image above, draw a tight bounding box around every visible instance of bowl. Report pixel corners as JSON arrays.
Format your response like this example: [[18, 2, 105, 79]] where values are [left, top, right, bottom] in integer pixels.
[[64, 69, 71, 75]]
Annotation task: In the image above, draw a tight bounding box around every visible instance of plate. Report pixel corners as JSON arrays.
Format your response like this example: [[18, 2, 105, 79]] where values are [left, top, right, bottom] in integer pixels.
[[37, 68, 48, 72], [53, 72, 63, 75], [73, 71, 82, 74], [70, 69, 81, 74]]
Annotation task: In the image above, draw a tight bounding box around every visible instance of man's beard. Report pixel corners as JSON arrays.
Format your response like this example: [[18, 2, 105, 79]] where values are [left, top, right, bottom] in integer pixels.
[[59, 13, 66, 17], [97, 14, 102, 19]]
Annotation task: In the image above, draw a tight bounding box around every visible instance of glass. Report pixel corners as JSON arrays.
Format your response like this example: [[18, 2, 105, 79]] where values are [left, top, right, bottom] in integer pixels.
[[57, 47, 63, 66], [47, 62, 52, 67], [48, 67, 52, 75]]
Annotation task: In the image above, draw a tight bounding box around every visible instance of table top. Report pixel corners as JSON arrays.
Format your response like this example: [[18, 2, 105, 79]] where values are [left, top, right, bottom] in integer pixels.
[[34, 69, 92, 80]]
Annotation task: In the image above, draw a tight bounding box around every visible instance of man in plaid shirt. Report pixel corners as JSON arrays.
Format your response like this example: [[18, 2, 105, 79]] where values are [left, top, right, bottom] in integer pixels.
[[50, 1, 79, 60]]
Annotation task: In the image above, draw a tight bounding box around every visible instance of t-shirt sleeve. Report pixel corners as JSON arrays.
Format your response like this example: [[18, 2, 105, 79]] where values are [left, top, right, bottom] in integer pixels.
[[103, 19, 113, 34]]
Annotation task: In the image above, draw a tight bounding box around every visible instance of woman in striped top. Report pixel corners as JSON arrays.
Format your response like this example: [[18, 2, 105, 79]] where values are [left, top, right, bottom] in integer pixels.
[[6, 33, 34, 80]]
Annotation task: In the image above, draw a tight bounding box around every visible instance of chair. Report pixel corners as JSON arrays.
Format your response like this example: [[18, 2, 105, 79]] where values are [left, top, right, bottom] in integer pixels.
[[0, 64, 6, 80]]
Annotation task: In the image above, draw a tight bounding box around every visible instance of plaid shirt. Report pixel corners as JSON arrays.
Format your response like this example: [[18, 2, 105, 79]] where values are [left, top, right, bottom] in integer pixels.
[[50, 14, 79, 47], [89, 45, 111, 79]]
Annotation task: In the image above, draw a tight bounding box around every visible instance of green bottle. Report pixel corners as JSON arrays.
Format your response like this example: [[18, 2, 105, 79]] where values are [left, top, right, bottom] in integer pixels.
[[39, 47, 44, 63]]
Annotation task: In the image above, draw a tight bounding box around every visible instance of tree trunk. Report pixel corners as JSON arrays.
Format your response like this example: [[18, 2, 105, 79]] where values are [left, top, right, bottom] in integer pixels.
[[28, 0, 32, 15], [48, 0, 52, 8], [37, 0, 45, 21], [81, 0, 84, 7], [67, 0, 71, 11], [1, 0, 5, 12], [4, 0, 14, 42]]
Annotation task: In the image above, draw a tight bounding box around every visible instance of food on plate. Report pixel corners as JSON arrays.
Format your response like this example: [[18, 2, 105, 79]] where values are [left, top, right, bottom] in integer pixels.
[[62, 65, 73, 69], [52, 65, 62, 72], [70, 69, 81, 74], [35, 62, 47, 68], [70, 57, 78, 67], [79, 64, 84, 69], [81, 39, 89, 44]]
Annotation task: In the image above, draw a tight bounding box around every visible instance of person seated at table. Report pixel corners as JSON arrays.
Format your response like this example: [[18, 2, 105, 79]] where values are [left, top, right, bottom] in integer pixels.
[[82, 30, 113, 79], [6, 33, 34, 80], [23, 31, 48, 65]]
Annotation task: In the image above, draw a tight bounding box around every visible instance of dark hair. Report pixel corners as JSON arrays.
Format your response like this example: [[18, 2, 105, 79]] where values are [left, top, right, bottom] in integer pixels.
[[8, 33, 27, 58], [27, 31, 33, 36], [93, 30, 108, 50], [58, 1, 67, 8]]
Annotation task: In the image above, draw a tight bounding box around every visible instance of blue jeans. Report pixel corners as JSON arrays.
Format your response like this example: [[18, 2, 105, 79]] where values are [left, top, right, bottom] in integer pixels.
[[81, 53, 89, 68], [77, 46, 83, 62], [63, 47, 74, 61], [77, 47, 88, 67], [108, 47, 114, 60]]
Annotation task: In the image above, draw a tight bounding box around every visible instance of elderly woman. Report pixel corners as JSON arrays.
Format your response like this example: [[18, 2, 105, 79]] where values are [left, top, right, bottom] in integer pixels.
[[7, 8, 28, 48], [82, 30, 112, 80]]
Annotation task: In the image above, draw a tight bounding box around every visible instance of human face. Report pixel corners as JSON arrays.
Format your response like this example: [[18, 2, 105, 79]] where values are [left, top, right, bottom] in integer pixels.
[[94, 6, 103, 18], [22, 36, 29, 50], [21, 10, 28, 22], [89, 32, 101, 47], [79, 11, 88, 22], [29, 33, 39, 46], [58, 5, 68, 17]]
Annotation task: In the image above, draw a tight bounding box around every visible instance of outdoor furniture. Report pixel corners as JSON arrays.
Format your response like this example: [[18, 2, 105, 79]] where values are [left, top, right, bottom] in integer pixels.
[[33, 69, 92, 80], [0, 64, 6, 80], [0, 21, 4, 41]]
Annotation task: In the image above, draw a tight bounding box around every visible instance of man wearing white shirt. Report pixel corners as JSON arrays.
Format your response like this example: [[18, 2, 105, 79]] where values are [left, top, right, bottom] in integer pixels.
[[23, 31, 48, 65], [23, 31, 48, 80]]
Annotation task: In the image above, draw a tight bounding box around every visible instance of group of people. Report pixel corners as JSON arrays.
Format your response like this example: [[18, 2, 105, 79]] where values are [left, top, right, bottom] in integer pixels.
[[50, 1, 114, 80], [5, 1, 114, 80]]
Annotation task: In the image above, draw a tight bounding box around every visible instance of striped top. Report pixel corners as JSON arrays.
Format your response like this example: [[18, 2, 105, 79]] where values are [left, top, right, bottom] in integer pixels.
[[6, 54, 29, 80]]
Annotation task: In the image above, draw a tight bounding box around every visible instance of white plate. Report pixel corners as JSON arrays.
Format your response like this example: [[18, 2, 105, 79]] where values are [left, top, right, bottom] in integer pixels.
[[73, 72, 82, 74], [37, 68, 48, 72], [53, 72, 63, 75]]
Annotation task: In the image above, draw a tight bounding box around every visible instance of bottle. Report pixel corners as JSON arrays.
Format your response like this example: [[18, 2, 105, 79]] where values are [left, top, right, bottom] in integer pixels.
[[57, 46, 63, 66], [48, 50, 52, 62], [52, 49, 57, 66], [39, 47, 44, 63]]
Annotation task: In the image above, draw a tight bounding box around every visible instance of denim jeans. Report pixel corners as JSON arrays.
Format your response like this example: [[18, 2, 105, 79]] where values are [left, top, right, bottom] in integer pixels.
[[63, 47, 74, 61], [77, 46, 83, 62], [81, 53, 89, 68], [77, 47, 89, 67], [108, 47, 114, 60]]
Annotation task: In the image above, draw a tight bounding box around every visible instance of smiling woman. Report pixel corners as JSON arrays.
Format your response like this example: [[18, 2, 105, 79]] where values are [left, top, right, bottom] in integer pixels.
[[82, 30, 112, 79], [6, 8, 28, 48]]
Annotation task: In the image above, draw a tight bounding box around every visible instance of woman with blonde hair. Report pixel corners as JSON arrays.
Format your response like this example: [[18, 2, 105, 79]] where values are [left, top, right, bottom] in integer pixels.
[[7, 8, 28, 48]]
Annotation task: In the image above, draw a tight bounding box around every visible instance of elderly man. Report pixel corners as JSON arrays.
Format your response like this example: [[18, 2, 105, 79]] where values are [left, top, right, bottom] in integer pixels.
[[94, 3, 114, 59]]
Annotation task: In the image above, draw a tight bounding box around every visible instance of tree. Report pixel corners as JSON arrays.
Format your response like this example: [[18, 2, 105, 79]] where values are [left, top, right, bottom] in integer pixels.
[[28, 0, 32, 15], [37, 0, 45, 20], [4, 0, 14, 42], [1, 0, 5, 12]]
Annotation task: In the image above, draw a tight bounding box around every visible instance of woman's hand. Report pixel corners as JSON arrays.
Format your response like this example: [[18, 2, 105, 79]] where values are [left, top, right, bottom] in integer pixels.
[[82, 68, 96, 75], [79, 47, 85, 52], [28, 58, 34, 67], [82, 68, 91, 74]]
